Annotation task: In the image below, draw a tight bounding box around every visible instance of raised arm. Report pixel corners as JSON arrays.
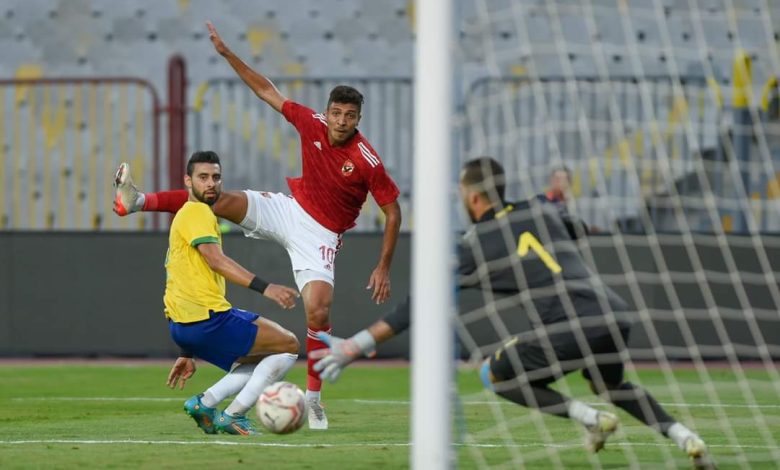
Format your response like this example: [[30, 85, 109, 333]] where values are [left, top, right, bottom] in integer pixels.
[[197, 242, 299, 309], [206, 21, 287, 113]]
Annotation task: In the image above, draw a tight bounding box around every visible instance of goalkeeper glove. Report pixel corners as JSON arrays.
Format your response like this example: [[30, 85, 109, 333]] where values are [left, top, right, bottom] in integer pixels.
[[312, 330, 376, 382]]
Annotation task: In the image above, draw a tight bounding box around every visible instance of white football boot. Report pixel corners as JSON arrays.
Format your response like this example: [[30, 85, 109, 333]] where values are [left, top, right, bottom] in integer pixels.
[[113, 162, 144, 216], [584, 411, 619, 453], [307, 399, 328, 430], [684, 436, 716, 469]]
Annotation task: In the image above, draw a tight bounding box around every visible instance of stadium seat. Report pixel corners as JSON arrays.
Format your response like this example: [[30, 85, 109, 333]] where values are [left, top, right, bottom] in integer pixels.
[[2, 0, 779, 232]]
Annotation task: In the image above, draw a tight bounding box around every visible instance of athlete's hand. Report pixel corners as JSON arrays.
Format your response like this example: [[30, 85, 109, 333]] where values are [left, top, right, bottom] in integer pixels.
[[263, 284, 300, 309], [366, 265, 391, 304], [167, 357, 196, 390], [311, 333, 361, 383], [206, 21, 230, 56]]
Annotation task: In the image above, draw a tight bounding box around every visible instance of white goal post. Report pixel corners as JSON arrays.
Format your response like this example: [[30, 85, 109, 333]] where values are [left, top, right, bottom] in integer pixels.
[[412, 0, 454, 468]]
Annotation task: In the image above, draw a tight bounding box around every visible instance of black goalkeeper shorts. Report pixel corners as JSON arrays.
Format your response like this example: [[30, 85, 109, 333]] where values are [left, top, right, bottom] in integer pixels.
[[489, 320, 631, 387]]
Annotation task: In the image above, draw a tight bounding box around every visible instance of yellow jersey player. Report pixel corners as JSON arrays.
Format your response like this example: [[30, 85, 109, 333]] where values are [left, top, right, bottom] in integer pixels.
[[163, 150, 300, 435]]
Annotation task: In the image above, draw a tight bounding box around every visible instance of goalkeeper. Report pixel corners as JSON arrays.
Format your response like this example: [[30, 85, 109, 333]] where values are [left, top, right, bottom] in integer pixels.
[[313, 157, 712, 467]]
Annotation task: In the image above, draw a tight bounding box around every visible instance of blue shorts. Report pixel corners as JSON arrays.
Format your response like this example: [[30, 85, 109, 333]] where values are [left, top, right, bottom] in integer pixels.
[[169, 308, 260, 371]]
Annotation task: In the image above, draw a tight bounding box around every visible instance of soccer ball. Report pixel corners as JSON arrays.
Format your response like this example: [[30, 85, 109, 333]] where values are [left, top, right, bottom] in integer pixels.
[[256, 381, 307, 434]]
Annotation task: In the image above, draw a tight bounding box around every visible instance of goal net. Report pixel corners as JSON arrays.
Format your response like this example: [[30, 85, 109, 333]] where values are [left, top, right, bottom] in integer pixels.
[[448, 1, 780, 468]]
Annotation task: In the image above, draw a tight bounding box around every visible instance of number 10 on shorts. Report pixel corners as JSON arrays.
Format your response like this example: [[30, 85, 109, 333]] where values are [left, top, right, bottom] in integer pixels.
[[319, 245, 336, 264]]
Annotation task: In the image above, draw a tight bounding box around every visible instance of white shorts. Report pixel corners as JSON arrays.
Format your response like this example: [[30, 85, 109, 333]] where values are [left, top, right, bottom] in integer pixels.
[[239, 191, 343, 291]]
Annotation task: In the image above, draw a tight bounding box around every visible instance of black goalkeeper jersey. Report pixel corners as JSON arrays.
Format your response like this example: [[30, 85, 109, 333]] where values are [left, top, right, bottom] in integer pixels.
[[381, 199, 627, 333], [457, 199, 628, 326], [457, 200, 593, 294]]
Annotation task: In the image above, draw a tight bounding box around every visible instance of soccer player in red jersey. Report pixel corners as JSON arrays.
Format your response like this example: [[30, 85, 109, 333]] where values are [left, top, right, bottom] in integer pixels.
[[113, 21, 402, 430]]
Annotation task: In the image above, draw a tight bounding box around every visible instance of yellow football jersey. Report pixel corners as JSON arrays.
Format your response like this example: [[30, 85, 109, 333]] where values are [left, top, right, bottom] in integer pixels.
[[164, 201, 232, 323]]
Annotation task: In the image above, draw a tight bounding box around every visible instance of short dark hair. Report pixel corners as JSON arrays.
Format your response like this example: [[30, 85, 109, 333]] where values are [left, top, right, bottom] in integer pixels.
[[460, 157, 506, 202], [187, 150, 221, 176], [327, 85, 364, 112]]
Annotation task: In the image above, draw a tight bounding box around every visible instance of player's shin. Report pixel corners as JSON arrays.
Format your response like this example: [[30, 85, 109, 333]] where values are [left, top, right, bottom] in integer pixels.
[[601, 382, 676, 434], [225, 353, 297, 416], [201, 363, 254, 408], [306, 325, 331, 396]]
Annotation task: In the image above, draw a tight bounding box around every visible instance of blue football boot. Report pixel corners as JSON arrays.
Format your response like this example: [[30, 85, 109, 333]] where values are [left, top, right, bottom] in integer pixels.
[[183, 394, 218, 434], [215, 411, 259, 436]]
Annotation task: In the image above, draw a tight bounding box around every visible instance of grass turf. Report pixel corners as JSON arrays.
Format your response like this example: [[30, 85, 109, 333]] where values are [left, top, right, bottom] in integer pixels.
[[0, 363, 777, 469]]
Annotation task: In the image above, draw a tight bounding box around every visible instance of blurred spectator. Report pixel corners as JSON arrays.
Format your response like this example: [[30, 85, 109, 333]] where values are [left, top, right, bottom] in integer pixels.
[[537, 166, 596, 237], [543, 166, 572, 204]]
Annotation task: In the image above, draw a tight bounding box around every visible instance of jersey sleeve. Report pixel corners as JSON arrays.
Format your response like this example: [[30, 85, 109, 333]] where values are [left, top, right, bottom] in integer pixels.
[[358, 142, 400, 206], [368, 165, 400, 206], [282, 100, 323, 136], [177, 203, 220, 246], [456, 230, 480, 288], [381, 295, 411, 334]]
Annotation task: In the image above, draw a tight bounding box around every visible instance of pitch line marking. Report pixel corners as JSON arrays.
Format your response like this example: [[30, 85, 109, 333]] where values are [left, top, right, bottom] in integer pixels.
[[352, 399, 780, 409], [10, 397, 183, 402], [9, 397, 780, 409], [0, 439, 777, 451]]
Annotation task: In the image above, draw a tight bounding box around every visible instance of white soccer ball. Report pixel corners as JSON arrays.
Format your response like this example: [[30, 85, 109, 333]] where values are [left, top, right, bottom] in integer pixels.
[[256, 381, 308, 434]]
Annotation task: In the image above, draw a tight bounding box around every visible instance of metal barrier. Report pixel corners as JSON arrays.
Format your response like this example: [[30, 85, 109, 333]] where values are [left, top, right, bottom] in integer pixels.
[[5, 71, 775, 234], [459, 76, 731, 232], [189, 77, 414, 231], [0, 77, 164, 230]]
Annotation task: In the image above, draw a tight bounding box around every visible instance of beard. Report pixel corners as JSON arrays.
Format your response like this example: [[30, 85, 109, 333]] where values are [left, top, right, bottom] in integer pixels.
[[193, 188, 220, 206], [462, 198, 479, 223], [467, 206, 479, 223]]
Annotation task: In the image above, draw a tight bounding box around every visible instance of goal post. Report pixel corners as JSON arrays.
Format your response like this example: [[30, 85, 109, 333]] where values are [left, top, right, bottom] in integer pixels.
[[412, 0, 454, 468]]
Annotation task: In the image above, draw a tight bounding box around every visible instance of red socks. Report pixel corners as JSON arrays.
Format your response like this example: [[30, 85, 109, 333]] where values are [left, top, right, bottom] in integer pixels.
[[143, 190, 189, 213], [306, 325, 332, 392]]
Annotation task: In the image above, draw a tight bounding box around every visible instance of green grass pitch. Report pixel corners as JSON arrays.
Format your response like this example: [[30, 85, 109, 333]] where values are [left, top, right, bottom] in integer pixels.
[[0, 363, 777, 469]]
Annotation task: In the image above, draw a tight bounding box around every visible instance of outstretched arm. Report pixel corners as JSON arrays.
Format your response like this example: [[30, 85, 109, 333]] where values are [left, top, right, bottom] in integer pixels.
[[197, 242, 299, 309], [312, 295, 410, 382], [207, 21, 287, 113], [366, 201, 402, 304]]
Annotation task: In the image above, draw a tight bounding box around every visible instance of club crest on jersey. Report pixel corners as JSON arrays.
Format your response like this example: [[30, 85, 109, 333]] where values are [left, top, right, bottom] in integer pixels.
[[341, 159, 355, 176], [313, 141, 322, 150]]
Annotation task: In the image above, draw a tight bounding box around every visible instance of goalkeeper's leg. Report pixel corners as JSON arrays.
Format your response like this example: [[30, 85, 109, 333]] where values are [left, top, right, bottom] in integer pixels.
[[483, 338, 619, 453], [585, 355, 713, 467]]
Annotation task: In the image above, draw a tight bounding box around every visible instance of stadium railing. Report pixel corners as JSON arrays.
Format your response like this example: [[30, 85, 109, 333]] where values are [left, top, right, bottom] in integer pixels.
[[0, 76, 164, 230], [459, 74, 780, 234], [3, 58, 776, 234]]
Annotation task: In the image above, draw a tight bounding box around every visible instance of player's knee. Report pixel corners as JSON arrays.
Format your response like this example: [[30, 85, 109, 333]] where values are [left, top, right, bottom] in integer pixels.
[[302, 281, 333, 328], [284, 330, 300, 354], [611, 381, 636, 391], [305, 303, 331, 328]]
